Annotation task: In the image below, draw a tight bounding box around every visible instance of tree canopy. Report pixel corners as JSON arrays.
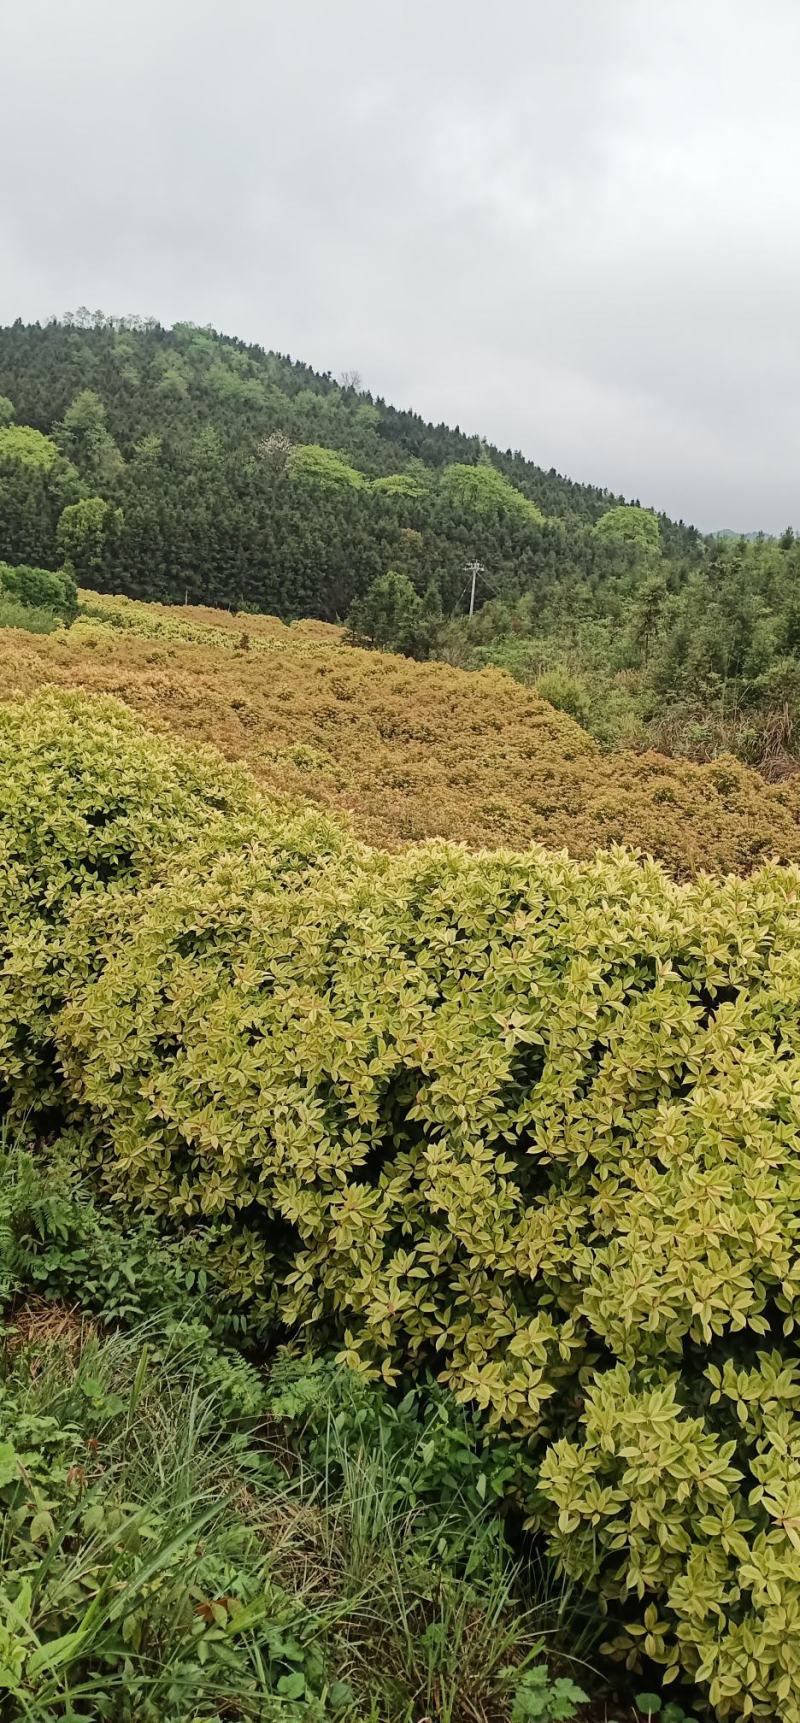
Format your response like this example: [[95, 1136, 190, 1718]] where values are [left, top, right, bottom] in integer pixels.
[[0, 315, 701, 619]]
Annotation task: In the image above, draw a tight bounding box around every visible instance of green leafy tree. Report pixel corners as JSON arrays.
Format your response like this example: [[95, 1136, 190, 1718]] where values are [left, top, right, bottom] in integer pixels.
[[439, 462, 545, 526], [346, 569, 428, 656], [56, 389, 123, 486], [630, 573, 669, 665], [0, 558, 77, 621], [288, 444, 366, 489], [0, 427, 81, 565], [0, 425, 62, 470], [595, 503, 661, 559], [57, 496, 123, 582], [421, 574, 443, 621]]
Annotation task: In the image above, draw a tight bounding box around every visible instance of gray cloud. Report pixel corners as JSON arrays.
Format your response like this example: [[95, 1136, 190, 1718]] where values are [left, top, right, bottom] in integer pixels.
[[1, 0, 798, 530]]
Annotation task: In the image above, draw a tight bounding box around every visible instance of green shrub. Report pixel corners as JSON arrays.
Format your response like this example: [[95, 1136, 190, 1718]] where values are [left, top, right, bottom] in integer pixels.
[[540, 1360, 800, 1716], [0, 1127, 272, 1347], [0, 595, 63, 634], [267, 1352, 532, 1537], [6, 688, 800, 1716], [532, 667, 591, 727], [0, 559, 78, 622]]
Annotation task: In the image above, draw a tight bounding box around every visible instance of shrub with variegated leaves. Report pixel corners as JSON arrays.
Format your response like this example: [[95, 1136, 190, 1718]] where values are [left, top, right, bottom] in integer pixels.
[[4, 688, 800, 1718], [0, 689, 346, 1109]]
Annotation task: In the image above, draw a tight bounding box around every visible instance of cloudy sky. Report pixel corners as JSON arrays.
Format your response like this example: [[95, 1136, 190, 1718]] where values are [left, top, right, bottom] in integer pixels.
[[2, 1, 798, 531]]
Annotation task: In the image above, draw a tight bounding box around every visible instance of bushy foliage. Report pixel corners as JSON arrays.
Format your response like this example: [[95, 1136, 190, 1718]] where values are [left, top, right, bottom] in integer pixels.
[[0, 689, 313, 1108], [541, 1363, 800, 1715], [6, 600, 800, 876], [0, 425, 63, 471], [5, 692, 800, 1715], [0, 596, 63, 635], [57, 495, 123, 582], [0, 559, 77, 622], [438, 462, 546, 526], [2, 1134, 267, 1343], [595, 504, 661, 556], [288, 443, 367, 490], [346, 568, 433, 657], [54, 386, 124, 486], [0, 1129, 587, 1723], [371, 469, 429, 499]]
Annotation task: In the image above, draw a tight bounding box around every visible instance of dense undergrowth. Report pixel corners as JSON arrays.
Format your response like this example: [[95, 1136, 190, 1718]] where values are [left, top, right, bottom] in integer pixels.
[[4, 593, 800, 877], [3, 688, 800, 1717], [1, 1126, 606, 1723], [376, 532, 800, 776]]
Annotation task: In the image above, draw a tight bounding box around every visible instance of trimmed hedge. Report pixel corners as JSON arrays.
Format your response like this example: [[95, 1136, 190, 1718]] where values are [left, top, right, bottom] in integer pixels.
[[4, 690, 800, 1717]]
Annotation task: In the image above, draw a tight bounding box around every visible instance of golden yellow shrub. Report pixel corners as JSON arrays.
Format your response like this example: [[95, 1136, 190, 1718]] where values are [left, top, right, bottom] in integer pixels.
[[3, 595, 800, 876]]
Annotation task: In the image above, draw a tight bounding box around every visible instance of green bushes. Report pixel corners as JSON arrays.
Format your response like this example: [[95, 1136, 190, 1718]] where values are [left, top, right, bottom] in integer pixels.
[[0, 595, 64, 634], [0, 560, 78, 623], [6, 690, 800, 1716]]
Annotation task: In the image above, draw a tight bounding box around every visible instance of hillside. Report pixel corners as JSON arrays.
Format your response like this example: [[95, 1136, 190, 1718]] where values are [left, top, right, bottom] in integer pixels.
[[0, 314, 702, 621], [4, 589, 800, 877], [6, 314, 800, 785]]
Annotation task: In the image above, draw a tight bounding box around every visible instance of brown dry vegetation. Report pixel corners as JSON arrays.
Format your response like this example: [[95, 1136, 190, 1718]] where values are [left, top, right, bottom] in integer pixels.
[[4, 599, 800, 875]]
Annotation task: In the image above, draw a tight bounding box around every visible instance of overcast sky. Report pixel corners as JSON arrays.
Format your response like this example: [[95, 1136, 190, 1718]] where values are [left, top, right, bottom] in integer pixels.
[[2, 1, 798, 532]]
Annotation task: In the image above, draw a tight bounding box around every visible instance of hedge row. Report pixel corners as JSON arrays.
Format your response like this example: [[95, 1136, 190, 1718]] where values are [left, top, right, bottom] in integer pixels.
[[3, 691, 800, 1718], [6, 600, 800, 875]]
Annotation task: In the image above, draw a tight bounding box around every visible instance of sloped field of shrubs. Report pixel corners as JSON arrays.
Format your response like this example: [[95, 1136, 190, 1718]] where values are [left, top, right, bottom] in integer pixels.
[[3, 689, 800, 1718], [4, 594, 800, 875]]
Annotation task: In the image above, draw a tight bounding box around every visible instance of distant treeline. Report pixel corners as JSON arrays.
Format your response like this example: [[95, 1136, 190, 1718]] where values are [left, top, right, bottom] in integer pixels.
[[0, 313, 701, 619]]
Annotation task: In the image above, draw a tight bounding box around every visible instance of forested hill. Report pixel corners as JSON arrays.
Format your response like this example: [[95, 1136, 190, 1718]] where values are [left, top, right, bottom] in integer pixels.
[[0, 314, 701, 618]]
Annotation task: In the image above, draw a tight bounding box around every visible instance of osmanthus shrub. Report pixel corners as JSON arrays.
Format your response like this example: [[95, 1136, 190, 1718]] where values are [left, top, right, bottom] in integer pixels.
[[0, 690, 349, 1109], [5, 690, 800, 1717]]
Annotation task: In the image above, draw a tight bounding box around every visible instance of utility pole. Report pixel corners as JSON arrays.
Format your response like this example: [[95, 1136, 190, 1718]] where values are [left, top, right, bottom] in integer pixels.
[[465, 558, 485, 618]]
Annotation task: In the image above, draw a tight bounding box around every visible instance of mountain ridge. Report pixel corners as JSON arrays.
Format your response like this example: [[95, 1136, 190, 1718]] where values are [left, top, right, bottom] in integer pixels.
[[0, 313, 702, 620]]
